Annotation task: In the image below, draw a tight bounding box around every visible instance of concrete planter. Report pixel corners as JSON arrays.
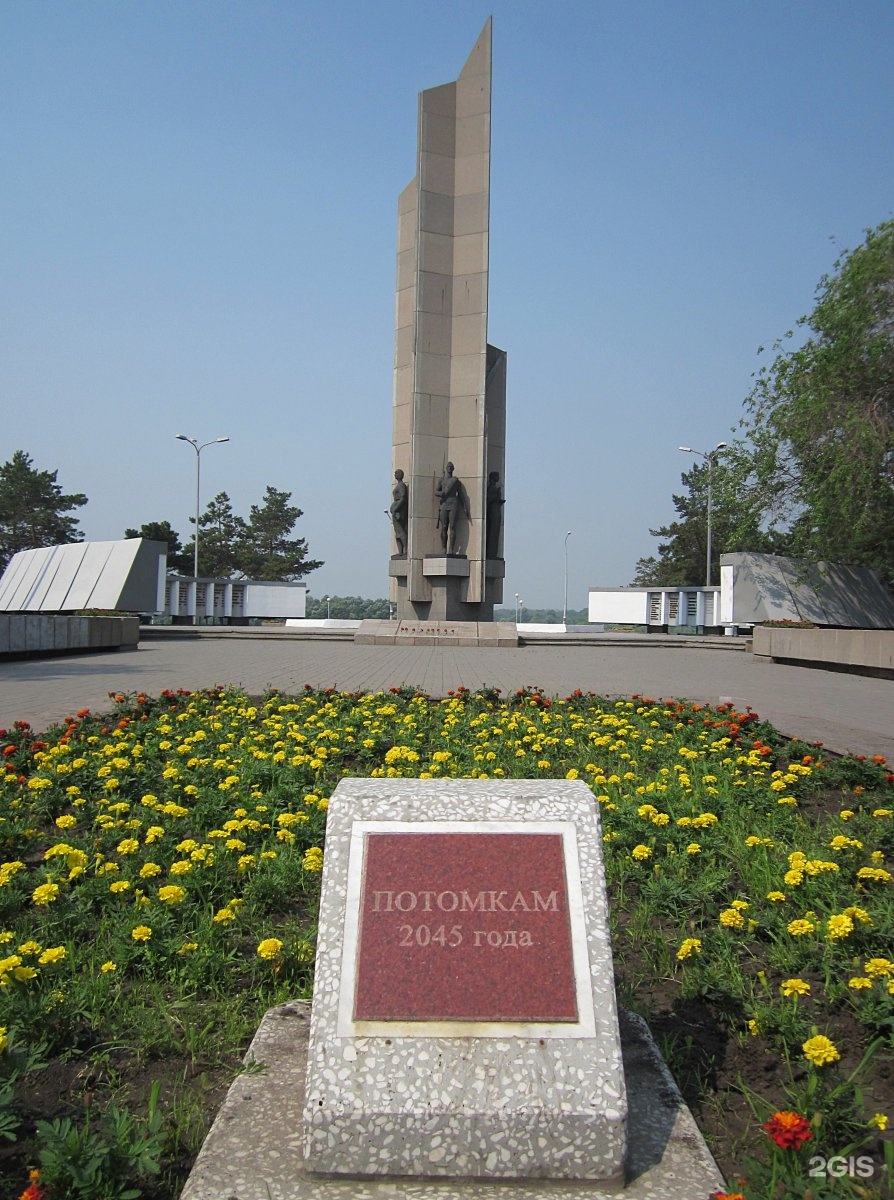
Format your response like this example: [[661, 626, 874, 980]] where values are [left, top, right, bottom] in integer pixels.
[[752, 626, 894, 676], [0, 615, 140, 657]]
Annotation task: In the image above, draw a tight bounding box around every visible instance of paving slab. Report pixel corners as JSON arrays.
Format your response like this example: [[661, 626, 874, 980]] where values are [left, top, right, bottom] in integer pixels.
[[0, 632, 891, 759]]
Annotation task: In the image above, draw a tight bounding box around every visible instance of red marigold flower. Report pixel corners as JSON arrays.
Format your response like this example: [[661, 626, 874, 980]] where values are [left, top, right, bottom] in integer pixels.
[[763, 1109, 813, 1150], [872, 755, 887, 765], [712, 1192, 746, 1200]]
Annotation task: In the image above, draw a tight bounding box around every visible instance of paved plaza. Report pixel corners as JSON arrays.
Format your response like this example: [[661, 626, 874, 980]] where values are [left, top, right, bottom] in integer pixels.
[[1, 630, 892, 760]]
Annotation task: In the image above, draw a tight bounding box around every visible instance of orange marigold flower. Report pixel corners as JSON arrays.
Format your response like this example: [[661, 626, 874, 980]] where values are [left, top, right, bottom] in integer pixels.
[[763, 1109, 813, 1150]]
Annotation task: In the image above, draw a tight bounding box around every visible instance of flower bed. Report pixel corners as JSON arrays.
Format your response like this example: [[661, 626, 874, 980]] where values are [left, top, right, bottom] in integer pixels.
[[0, 686, 891, 1198]]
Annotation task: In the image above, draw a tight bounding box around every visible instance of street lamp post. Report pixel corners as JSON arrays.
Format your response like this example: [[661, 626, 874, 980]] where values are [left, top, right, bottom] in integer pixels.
[[562, 530, 572, 625], [324, 596, 331, 620], [514, 593, 520, 623], [677, 442, 727, 587], [175, 435, 230, 580]]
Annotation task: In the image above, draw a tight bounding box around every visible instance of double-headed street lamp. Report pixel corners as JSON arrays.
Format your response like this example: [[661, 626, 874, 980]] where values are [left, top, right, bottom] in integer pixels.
[[562, 530, 572, 624], [175, 435, 230, 579], [677, 442, 727, 587]]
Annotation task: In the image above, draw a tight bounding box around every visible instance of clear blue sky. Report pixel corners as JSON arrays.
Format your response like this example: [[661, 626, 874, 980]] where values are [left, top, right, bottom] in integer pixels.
[[3, 1, 893, 609]]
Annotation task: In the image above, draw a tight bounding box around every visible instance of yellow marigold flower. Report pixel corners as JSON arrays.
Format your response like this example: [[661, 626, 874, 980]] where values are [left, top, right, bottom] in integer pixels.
[[116, 838, 139, 855], [870, 1113, 888, 1131], [38, 946, 65, 965], [109, 880, 131, 894], [766, 891, 786, 902], [55, 814, 77, 829], [100, 961, 117, 973], [783, 870, 804, 887], [676, 938, 702, 961], [744, 836, 762, 847], [826, 913, 854, 940], [780, 978, 810, 997], [730, 899, 749, 911], [0, 1026, 7, 1052], [747, 1018, 760, 1037], [843, 906, 872, 925], [839, 810, 854, 821], [864, 958, 894, 977], [18, 941, 41, 956], [32, 883, 60, 906], [139, 863, 162, 879], [631, 844, 652, 861], [0, 861, 25, 886], [787, 918, 815, 936], [719, 908, 745, 929], [158, 885, 186, 904], [686, 843, 701, 855], [212, 907, 235, 923], [131, 925, 152, 942], [857, 867, 892, 883], [257, 938, 283, 961], [302, 847, 324, 872], [170, 860, 193, 875], [13, 965, 38, 981], [873, 809, 892, 818], [848, 977, 872, 990], [692, 813, 718, 828], [802, 1034, 840, 1067], [178, 943, 198, 955], [144, 826, 165, 844]]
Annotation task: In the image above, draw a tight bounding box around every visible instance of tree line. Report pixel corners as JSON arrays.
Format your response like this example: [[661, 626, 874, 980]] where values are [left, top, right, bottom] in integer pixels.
[[0, 464, 321, 583], [635, 218, 894, 586]]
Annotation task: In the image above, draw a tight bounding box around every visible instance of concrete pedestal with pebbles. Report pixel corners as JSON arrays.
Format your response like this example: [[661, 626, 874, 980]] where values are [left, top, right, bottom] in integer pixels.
[[180, 779, 726, 1199]]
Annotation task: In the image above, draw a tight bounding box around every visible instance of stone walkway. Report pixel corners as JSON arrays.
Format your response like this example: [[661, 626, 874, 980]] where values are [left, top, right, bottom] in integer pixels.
[[1, 630, 892, 758]]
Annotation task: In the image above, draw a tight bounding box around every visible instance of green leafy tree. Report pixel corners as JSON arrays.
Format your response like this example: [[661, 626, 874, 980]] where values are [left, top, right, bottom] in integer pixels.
[[238, 487, 322, 581], [123, 520, 192, 573], [742, 219, 894, 580], [194, 492, 247, 578], [306, 595, 390, 619], [0, 451, 87, 571], [633, 454, 788, 586]]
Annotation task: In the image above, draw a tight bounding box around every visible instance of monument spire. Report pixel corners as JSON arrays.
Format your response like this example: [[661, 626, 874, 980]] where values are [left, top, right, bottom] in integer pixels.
[[389, 19, 506, 622]]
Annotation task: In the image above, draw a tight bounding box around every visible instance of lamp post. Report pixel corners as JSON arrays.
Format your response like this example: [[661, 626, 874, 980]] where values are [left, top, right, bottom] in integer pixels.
[[562, 530, 572, 625], [324, 595, 331, 620], [514, 593, 520, 623], [677, 442, 727, 587], [175, 435, 230, 580]]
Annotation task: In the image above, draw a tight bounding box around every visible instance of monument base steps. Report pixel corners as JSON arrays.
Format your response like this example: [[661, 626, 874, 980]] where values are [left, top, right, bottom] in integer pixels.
[[179, 1000, 725, 1200], [354, 619, 518, 647]]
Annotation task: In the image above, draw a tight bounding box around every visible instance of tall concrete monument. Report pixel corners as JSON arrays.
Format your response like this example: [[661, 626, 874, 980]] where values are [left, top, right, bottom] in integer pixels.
[[389, 19, 507, 622]]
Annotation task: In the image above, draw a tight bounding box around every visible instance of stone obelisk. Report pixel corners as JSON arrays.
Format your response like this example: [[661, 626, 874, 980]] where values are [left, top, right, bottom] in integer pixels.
[[389, 18, 506, 622]]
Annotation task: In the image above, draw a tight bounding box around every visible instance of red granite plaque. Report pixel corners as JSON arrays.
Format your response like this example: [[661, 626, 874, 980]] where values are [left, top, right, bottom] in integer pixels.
[[353, 832, 578, 1022]]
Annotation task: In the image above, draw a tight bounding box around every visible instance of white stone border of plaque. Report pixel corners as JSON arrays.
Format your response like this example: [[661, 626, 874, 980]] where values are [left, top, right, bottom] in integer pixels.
[[338, 819, 597, 1039]]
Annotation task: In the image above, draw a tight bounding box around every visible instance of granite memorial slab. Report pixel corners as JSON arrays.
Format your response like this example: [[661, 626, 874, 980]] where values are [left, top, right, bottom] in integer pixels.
[[303, 779, 627, 1183]]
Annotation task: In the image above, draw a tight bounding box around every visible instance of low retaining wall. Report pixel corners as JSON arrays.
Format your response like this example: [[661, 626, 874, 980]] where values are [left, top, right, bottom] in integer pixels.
[[0, 615, 141, 657], [752, 626, 894, 677]]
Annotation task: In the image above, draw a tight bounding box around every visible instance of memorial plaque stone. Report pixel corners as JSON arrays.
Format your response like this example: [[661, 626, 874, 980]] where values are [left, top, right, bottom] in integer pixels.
[[353, 831, 577, 1023], [303, 779, 627, 1182]]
